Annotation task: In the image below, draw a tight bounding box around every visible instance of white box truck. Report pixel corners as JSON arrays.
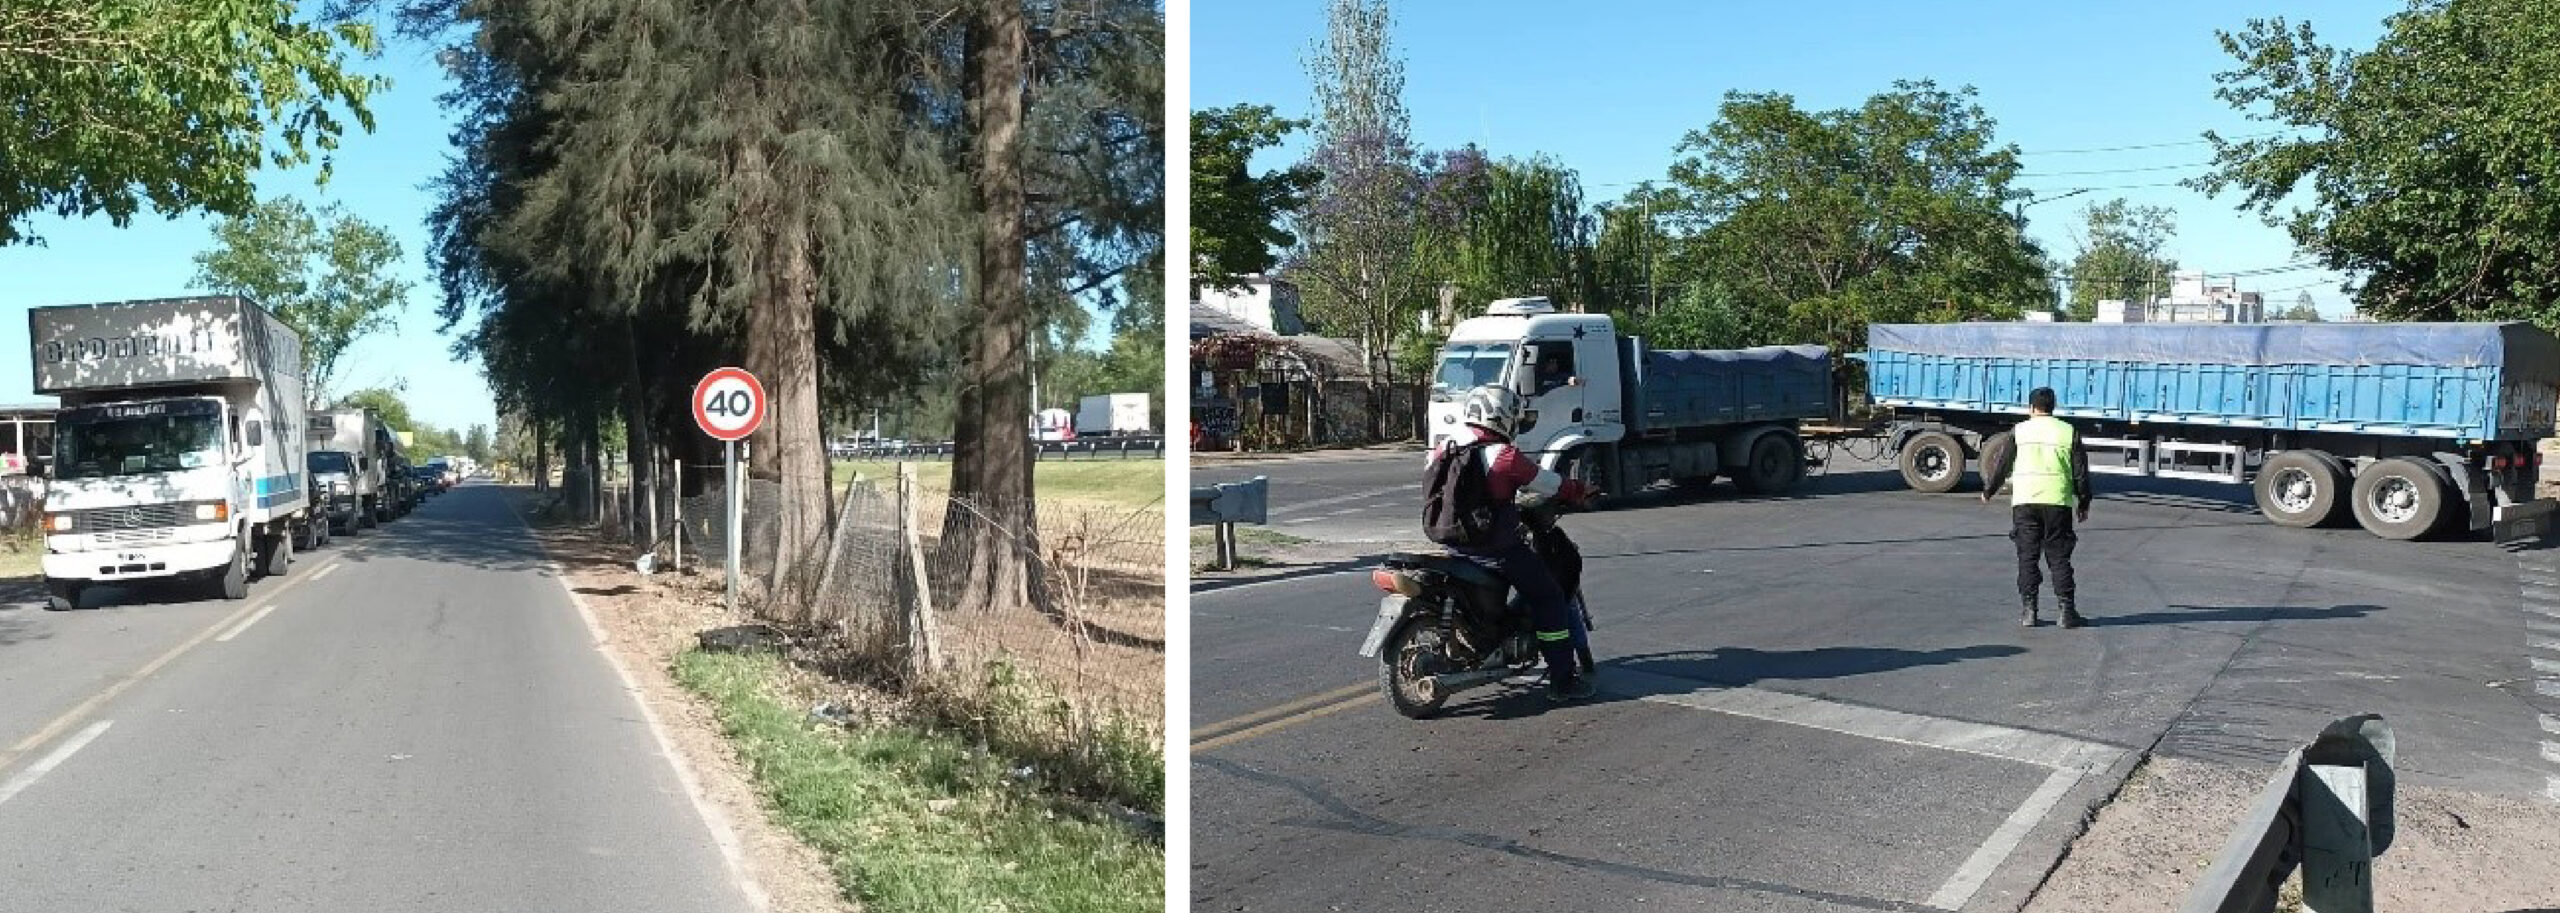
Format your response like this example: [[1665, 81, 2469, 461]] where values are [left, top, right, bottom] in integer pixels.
[[1074, 393, 1151, 437], [306, 407, 386, 533], [30, 297, 316, 610]]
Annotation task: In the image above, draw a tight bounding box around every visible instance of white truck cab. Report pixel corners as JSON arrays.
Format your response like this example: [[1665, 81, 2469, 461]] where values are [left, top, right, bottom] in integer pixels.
[[1428, 297, 1626, 468]]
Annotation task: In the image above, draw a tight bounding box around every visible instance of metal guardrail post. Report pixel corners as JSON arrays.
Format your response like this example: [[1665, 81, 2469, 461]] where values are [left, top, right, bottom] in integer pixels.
[[2180, 714, 2394, 913], [1190, 475, 1270, 571]]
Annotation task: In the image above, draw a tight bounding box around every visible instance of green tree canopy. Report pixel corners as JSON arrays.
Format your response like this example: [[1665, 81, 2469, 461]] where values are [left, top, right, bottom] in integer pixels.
[[1191, 104, 1314, 289], [193, 198, 410, 403], [2197, 1, 2560, 325], [2063, 199, 2178, 320], [0, 1, 384, 244], [335, 387, 413, 431], [1642, 81, 2050, 353]]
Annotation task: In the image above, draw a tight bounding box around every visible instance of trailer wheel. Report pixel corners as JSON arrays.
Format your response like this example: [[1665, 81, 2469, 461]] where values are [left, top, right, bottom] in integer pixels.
[[2256, 450, 2347, 527], [1734, 433, 1803, 494], [1899, 431, 1966, 494], [2351, 457, 2447, 540]]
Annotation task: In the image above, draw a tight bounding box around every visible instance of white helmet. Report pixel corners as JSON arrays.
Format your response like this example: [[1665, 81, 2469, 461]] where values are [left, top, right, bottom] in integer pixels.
[[1460, 385, 1526, 438]]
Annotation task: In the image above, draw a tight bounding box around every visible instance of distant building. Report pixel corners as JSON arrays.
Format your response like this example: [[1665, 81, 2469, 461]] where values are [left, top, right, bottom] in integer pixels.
[[2020, 310, 2056, 323], [1190, 275, 1306, 335], [2093, 271, 2267, 324]]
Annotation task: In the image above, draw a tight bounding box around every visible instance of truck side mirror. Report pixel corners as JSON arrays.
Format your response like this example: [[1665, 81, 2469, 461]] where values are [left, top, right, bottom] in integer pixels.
[[1511, 346, 1541, 397]]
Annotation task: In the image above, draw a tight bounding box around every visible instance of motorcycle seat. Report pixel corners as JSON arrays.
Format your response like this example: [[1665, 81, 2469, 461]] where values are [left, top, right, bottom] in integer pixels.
[[1383, 552, 1505, 590]]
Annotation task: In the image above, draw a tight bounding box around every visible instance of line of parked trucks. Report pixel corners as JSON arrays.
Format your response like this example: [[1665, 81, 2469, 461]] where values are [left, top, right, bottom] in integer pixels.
[[1431, 296, 2558, 543], [28, 297, 462, 612]]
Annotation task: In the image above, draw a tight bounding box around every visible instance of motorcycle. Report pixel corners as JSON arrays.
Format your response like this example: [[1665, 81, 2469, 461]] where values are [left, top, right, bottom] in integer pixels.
[[1357, 499, 1597, 718]]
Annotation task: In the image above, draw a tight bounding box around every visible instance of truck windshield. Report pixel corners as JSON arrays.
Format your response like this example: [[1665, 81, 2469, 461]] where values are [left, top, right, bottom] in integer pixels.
[[55, 414, 222, 480], [309, 451, 354, 473], [1432, 344, 1513, 399]]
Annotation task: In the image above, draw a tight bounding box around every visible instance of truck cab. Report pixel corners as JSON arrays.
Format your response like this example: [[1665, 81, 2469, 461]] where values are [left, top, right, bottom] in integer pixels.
[[1427, 297, 1624, 464], [42, 394, 280, 604]]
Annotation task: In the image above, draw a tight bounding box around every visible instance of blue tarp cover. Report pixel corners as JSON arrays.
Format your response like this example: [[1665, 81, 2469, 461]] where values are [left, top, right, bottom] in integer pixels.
[[1867, 322, 2560, 385]]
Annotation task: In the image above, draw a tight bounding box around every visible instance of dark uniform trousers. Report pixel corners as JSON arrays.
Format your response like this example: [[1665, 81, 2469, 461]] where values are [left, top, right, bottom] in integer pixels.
[[2012, 504, 2076, 601]]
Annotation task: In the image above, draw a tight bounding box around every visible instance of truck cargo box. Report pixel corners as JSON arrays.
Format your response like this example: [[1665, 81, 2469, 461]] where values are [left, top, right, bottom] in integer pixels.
[[1866, 322, 2560, 442], [1628, 343, 1833, 433], [30, 297, 304, 396]]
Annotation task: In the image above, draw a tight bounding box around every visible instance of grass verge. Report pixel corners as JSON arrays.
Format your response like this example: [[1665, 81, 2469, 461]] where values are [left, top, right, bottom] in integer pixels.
[[1189, 525, 1309, 570], [833, 460, 1165, 512], [0, 531, 41, 581], [674, 649, 1163, 913]]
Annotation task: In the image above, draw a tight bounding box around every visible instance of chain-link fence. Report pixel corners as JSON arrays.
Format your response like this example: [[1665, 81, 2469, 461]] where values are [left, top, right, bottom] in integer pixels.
[[798, 467, 1165, 727]]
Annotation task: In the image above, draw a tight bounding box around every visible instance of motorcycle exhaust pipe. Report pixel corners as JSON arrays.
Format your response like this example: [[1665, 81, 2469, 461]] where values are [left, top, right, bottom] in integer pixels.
[[1421, 668, 1518, 697]]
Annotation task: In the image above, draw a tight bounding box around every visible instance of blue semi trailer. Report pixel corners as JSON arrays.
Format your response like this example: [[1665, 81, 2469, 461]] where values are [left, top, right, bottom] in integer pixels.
[[1865, 322, 2560, 541]]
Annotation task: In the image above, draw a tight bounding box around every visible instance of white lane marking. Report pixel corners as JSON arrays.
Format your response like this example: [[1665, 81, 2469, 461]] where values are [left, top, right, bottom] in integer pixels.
[[2529, 636, 2560, 653], [506, 501, 771, 913], [2542, 715, 2560, 736], [216, 560, 347, 642], [1611, 668, 2125, 771], [2531, 619, 2560, 636], [1929, 766, 2085, 911], [2533, 657, 2560, 675], [1275, 488, 1412, 516], [2548, 776, 2560, 805], [213, 604, 281, 642], [0, 721, 111, 808], [2540, 680, 2560, 698], [2527, 603, 2560, 619], [2544, 742, 2560, 765]]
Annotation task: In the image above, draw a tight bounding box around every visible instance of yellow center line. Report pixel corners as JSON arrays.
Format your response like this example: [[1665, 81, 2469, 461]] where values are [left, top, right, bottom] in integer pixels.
[[1190, 681, 1377, 754], [0, 551, 348, 772]]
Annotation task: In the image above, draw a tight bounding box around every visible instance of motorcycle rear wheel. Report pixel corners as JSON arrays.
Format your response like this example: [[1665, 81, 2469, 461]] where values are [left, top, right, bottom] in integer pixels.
[[1380, 622, 1452, 719]]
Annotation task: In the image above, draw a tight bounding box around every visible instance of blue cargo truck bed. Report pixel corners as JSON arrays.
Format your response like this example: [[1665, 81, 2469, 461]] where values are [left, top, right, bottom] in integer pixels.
[[1866, 322, 2560, 443], [1628, 344, 1832, 433]]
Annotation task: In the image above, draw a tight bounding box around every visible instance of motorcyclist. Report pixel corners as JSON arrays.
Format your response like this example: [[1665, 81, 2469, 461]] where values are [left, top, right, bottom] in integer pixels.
[[1428, 385, 1599, 701]]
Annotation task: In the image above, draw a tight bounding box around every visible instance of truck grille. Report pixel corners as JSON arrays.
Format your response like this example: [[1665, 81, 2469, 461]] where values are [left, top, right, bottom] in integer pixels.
[[67, 502, 198, 533], [97, 527, 176, 546]]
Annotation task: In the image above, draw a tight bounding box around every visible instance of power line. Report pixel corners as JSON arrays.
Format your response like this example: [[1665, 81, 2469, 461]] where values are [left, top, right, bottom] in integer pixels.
[[2016, 130, 2295, 156], [2018, 161, 2213, 178]]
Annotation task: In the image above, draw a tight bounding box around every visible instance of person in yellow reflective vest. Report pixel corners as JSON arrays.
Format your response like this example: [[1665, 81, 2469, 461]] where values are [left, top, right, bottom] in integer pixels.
[[1978, 387, 2094, 628]]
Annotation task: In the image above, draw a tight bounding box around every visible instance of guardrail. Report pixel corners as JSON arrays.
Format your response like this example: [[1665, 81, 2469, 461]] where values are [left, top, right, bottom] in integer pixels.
[[2181, 714, 2395, 913], [1190, 476, 1269, 570]]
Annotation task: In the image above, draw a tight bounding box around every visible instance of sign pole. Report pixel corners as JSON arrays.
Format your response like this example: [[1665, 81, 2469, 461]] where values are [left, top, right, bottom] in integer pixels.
[[671, 458, 683, 573], [724, 439, 738, 613]]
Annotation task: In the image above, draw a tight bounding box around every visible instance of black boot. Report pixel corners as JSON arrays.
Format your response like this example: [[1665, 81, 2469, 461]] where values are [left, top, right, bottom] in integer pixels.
[[2058, 595, 2086, 629], [2020, 594, 2040, 627]]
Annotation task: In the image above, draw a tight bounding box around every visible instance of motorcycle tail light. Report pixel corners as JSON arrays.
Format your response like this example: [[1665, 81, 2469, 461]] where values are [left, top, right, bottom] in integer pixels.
[[1370, 568, 1423, 596], [2490, 455, 2510, 471]]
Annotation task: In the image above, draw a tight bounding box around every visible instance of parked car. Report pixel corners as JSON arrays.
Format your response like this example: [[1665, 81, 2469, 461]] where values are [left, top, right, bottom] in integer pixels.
[[412, 464, 449, 496]]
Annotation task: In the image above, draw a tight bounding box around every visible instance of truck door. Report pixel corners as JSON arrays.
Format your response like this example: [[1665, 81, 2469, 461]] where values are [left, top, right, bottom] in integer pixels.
[[1521, 337, 1584, 453]]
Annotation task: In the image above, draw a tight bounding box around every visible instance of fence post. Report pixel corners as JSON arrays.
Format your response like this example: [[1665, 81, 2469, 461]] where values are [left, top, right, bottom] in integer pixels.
[[896, 463, 941, 675], [811, 473, 865, 640]]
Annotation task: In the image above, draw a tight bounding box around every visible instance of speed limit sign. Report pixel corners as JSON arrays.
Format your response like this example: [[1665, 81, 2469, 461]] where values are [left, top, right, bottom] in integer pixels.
[[693, 367, 767, 441]]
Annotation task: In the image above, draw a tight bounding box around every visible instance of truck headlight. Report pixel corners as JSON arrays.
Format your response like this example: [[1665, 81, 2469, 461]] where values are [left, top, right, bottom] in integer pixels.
[[194, 503, 229, 522], [46, 513, 70, 532]]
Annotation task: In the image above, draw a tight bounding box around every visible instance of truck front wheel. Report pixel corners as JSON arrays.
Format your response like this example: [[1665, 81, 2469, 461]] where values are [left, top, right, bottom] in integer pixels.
[[259, 530, 292, 578], [1733, 433, 1804, 494], [2351, 457, 2448, 540], [1899, 431, 1966, 494], [211, 540, 250, 600], [44, 579, 81, 612]]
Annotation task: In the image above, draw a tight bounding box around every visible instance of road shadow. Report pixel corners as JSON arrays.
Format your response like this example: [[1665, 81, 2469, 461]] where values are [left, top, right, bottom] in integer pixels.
[[1192, 552, 1381, 594], [2083, 603, 2383, 628], [327, 486, 564, 576], [1583, 519, 2263, 559], [0, 599, 48, 647]]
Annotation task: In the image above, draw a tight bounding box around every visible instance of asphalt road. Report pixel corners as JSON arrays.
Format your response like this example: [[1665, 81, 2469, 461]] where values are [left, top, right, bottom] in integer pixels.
[[0, 484, 756, 913], [1193, 447, 2560, 912]]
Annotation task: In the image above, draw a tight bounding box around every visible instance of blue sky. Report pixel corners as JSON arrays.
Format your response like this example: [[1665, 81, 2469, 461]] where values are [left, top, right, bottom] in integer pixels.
[[0, 30, 493, 432], [1193, 0, 2398, 317]]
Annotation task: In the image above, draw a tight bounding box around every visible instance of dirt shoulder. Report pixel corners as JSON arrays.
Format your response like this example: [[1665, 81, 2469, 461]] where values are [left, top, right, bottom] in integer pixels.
[[2024, 754, 2560, 912], [513, 491, 855, 913]]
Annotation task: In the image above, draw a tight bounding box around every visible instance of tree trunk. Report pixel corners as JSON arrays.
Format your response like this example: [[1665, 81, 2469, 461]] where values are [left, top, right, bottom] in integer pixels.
[[745, 223, 830, 623], [622, 319, 655, 547], [942, 0, 1039, 616], [533, 414, 550, 493]]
